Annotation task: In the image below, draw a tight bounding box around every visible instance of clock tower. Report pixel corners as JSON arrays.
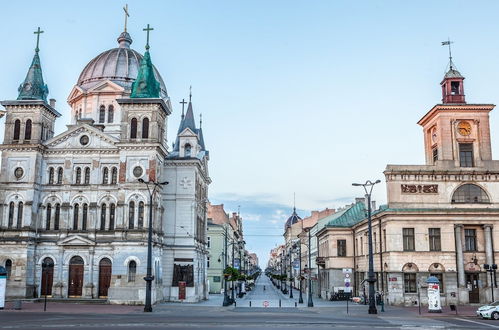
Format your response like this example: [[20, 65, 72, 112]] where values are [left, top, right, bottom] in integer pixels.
[[417, 62, 495, 168]]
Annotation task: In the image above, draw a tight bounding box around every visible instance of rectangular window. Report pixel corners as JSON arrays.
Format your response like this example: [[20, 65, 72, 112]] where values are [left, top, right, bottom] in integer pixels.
[[459, 143, 474, 167], [383, 229, 386, 252], [337, 240, 347, 257], [432, 148, 438, 162], [403, 228, 415, 251], [207, 257, 210, 268], [465, 229, 477, 251], [374, 232, 377, 253], [430, 273, 444, 293], [207, 236, 211, 248], [429, 228, 441, 251], [360, 236, 364, 255], [404, 273, 417, 293]]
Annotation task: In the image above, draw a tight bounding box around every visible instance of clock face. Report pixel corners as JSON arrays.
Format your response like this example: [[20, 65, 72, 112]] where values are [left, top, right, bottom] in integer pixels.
[[458, 121, 472, 136]]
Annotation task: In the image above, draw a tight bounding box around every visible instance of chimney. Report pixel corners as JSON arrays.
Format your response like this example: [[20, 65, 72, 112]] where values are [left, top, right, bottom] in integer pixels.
[[49, 98, 56, 108]]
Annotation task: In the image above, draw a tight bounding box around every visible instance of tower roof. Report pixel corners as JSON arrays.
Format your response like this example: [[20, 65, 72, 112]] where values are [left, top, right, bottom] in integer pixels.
[[284, 208, 302, 230], [444, 60, 464, 79], [173, 99, 206, 153], [130, 49, 160, 98], [17, 50, 49, 102]]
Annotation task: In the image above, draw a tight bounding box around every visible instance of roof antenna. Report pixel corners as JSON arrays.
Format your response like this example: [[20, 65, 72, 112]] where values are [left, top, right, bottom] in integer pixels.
[[441, 38, 454, 70]]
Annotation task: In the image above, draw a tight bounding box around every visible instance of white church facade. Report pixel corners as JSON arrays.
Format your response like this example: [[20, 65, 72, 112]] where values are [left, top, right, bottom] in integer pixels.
[[0, 26, 210, 304]]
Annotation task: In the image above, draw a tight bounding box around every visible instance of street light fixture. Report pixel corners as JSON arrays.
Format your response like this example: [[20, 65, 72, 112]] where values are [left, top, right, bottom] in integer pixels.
[[484, 264, 497, 302], [289, 249, 293, 299], [138, 178, 169, 313], [352, 179, 381, 315], [293, 240, 304, 304], [304, 227, 314, 307]]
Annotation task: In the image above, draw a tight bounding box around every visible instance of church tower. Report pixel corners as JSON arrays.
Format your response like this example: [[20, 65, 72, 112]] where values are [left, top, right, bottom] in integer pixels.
[[418, 59, 494, 167]]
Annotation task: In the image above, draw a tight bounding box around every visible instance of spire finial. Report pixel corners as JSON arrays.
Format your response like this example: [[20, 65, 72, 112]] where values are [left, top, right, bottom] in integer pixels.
[[441, 38, 454, 70], [143, 24, 153, 50], [180, 98, 187, 119], [189, 85, 192, 103], [123, 4, 130, 32], [34, 27, 44, 53], [200, 113, 203, 128], [293, 192, 296, 212]]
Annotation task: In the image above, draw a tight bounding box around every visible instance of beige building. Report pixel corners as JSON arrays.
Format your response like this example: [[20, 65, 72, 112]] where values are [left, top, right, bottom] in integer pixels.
[[318, 60, 499, 306]]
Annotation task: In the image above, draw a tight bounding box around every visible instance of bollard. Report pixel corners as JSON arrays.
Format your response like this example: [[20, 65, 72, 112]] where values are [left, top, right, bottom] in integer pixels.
[[295, 301, 297, 307], [234, 300, 237, 307], [279, 299, 281, 308], [249, 301, 251, 307]]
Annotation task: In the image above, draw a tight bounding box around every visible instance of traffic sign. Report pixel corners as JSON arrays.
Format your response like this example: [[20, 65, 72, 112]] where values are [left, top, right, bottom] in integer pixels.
[[345, 282, 350, 287], [342, 268, 352, 274], [344, 278, 351, 283], [344, 273, 350, 278], [263, 301, 269, 307]]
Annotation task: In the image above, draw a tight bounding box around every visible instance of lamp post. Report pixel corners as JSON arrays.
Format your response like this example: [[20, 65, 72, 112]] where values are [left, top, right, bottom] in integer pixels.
[[289, 249, 293, 298], [305, 227, 314, 307], [484, 264, 497, 303], [223, 226, 230, 306], [294, 240, 304, 304], [42, 260, 50, 312], [352, 179, 381, 315], [138, 178, 169, 313]]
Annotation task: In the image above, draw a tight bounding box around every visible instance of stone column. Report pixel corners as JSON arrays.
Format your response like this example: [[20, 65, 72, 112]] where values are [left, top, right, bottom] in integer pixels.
[[455, 225, 465, 287], [484, 225, 494, 288]]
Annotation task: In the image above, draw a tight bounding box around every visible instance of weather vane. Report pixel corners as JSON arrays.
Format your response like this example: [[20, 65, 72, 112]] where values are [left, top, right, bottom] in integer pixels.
[[441, 38, 454, 69]]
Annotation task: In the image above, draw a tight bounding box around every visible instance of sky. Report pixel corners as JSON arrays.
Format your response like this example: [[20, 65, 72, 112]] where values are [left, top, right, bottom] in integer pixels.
[[2, 1, 499, 267]]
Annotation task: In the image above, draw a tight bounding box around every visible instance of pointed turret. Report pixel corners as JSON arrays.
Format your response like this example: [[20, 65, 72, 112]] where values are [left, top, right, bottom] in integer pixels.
[[131, 24, 160, 98], [17, 29, 49, 102]]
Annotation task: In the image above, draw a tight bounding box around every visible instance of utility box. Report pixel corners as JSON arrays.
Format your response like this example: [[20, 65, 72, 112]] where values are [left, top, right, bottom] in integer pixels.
[[426, 276, 442, 313]]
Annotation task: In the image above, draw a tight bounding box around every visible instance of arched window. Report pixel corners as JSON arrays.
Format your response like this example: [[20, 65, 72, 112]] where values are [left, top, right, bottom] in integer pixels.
[[54, 204, 60, 230], [25, 119, 32, 141], [100, 204, 107, 230], [48, 167, 54, 184], [129, 201, 135, 229], [5, 259, 12, 280], [142, 118, 149, 139], [75, 167, 82, 184], [82, 204, 88, 231], [57, 167, 63, 184], [102, 168, 109, 184], [107, 105, 114, 123], [111, 167, 117, 184], [17, 202, 23, 229], [109, 204, 115, 230], [84, 167, 90, 184], [73, 204, 79, 230], [184, 143, 192, 157], [130, 118, 138, 139], [452, 184, 490, 204], [128, 260, 137, 282], [8, 202, 14, 228], [13, 119, 21, 140], [138, 201, 145, 229], [46, 204, 52, 230], [99, 105, 105, 123]]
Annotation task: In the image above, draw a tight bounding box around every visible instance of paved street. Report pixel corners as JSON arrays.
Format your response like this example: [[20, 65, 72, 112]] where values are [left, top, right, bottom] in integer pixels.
[[3, 276, 499, 329]]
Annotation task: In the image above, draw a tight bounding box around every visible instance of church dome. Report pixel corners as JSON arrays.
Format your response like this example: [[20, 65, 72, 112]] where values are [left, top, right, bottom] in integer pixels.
[[76, 32, 168, 98], [284, 208, 301, 230]]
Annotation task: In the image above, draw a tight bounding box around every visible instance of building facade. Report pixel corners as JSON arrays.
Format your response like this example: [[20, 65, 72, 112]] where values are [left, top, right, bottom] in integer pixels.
[[0, 27, 209, 304]]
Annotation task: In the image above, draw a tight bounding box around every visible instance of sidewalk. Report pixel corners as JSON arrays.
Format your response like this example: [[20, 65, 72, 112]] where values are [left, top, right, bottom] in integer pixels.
[[1, 300, 143, 314]]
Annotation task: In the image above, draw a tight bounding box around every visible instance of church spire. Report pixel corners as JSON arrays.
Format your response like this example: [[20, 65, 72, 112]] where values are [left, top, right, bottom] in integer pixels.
[[130, 24, 160, 98], [18, 27, 49, 102], [440, 39, 465, 104]]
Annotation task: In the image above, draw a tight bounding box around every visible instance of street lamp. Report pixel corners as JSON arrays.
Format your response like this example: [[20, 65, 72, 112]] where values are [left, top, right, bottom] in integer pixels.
[[289, 249, 293, 299], [304, 227, 314, 307], [138, 178, 169, 313], [41, 260, 51, 312], [352, 179, 381, 315], [222, 226, 231, 306], [293, 240, 304, 304], [484, 264, 497, 302]]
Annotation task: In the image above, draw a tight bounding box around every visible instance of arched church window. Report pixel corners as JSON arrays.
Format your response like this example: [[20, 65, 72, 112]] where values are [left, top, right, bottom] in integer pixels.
[[13, 119, 21, 141], [49, 167, 54, 184], [82, 203, 88, 230], [138, 202, 144, 229], [8, 202, 14, 228], [142, 118, 149, 139], [452, 184, 490, 204], [46, 204, 52, 230], [84, 167, 90, 184], [111, 167, 118, 184], [109, 203, 115, 230], [108, 105, 114, 123], [54, 204, 60, 230], [129, 201, 135, 229], [25, 119, 32, 141], [130, 118, 138, 139], [128, 260, 137, 282], [17, 202, 23, 229], [102, 168, 109, 184], [185, 143, 192, 157], [73, 204, 79, 230], [57, 167, 63, 184], [75, 167, 82, 184], [100, 204, 107, 230], [5, 259, 12, 280], [99, 105, 105, 123]]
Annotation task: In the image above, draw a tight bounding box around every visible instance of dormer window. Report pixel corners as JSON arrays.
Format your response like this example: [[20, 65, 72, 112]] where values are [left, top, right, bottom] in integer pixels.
[[185, 143, 192, 157]]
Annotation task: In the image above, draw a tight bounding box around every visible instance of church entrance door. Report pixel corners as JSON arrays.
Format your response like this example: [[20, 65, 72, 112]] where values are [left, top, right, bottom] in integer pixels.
[[98, 258, 112, 298], [68, 256, 84, 297], [466, 273, 480, 303], [41, 257, 54, 297]]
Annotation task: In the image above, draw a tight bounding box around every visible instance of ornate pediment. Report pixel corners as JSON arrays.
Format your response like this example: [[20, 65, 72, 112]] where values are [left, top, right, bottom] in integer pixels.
[[179, 127, 197, 138], [57, 235, 95, 246], [88, 80, 124, 93], [45, 124, 119, 150]]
